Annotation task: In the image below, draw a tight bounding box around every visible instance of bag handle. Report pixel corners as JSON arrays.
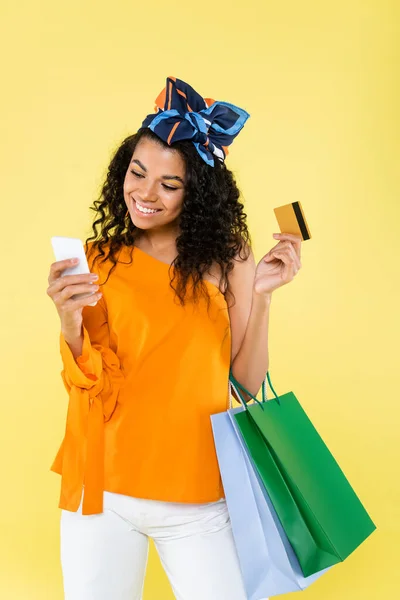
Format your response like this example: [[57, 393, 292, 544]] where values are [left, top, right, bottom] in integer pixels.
[[228, 375, 263, 411], [228, 370, 281, 410]]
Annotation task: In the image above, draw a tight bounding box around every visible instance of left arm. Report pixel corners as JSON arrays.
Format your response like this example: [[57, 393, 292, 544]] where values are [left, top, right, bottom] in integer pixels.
[[231, 290, 272, 400], [228, 233, 302, 402]]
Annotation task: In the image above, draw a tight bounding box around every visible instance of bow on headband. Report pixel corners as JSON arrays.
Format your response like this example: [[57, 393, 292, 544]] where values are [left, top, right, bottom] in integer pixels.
[[140, 76, 250, 167]]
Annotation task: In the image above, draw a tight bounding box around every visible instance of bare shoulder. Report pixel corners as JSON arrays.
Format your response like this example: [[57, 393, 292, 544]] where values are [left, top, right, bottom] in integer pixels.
[[228, 243, 256, 285], [204, 244, 255, 295]]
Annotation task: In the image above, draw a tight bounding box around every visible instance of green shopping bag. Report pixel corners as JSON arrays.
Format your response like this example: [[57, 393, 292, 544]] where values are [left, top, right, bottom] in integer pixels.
[[229, 370, 376, 578]]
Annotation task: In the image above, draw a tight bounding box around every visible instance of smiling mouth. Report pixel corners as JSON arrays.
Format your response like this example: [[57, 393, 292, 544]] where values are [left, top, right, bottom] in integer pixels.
[[133, 199, 162, 215]]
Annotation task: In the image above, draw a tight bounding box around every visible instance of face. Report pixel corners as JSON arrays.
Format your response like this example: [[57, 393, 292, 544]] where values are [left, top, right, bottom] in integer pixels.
[[123, 137, 186, 233]]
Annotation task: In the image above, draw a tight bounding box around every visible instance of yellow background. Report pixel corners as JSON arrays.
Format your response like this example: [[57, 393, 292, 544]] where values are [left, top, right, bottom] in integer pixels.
[[0, 0, 398, 597]]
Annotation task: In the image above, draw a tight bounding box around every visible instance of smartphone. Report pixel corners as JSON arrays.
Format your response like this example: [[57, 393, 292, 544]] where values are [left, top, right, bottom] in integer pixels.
[[51, 236, 98, 306]]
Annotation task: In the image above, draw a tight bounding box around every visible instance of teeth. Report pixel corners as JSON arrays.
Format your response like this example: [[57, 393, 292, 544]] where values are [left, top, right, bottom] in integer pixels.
[[135, 201, 159, 214]]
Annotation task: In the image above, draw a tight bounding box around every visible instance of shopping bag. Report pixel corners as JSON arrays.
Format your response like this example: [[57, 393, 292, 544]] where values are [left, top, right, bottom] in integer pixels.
[[211, 406, 331, 599], [229, 370, 376, 578]]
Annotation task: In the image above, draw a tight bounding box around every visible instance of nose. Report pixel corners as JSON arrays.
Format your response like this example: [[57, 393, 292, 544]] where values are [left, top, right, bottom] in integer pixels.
[[139, 180, 158, 203]]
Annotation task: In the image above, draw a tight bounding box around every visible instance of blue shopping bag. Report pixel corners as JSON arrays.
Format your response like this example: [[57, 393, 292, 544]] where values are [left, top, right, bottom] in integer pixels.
[[211, 408, 332, 599]]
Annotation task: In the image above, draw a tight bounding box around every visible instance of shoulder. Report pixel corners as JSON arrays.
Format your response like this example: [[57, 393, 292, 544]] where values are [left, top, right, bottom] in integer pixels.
[[228, 243, 256, 285], [227, 243, 256, 302], [206, 244, 255, 295]]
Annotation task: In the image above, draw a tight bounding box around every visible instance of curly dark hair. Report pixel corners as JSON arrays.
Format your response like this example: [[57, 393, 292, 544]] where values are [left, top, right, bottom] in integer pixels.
[[85, 127, 251, 309]]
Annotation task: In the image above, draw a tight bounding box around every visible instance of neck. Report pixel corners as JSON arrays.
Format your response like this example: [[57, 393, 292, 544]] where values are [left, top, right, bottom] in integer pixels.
[[135, 227, 179, 252]]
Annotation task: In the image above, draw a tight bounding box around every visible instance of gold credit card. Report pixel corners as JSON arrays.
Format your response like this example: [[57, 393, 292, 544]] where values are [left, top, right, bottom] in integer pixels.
[[273, 201, 311, 241]]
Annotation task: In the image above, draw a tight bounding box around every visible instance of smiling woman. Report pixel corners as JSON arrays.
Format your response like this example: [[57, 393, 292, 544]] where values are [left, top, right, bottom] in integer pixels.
[[51, 76, 256, 600]]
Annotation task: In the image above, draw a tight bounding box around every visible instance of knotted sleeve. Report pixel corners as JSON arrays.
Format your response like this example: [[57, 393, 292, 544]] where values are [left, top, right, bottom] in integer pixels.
[[50, 281, 125, 516]]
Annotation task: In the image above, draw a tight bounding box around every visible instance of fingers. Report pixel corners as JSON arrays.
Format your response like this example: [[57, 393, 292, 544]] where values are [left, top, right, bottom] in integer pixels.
[[288, 244, 301, 270], [50, 272, 98, 291], [56, 282, 100, 304], [48, 267, 98, 295], [47, 271, 101, 312], [266, 247, 300, 279], [265, 241, 301, 271], [47, 260, 102, 334], [276, 241, 300, 269], [273, 233, 302, 259], [48, 258, 79, 285], [59, 291, 103, 313], [273, 233, 302, 243]]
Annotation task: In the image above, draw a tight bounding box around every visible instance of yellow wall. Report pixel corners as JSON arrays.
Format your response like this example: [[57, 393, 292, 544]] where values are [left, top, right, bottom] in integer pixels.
[[0, 0, 398, 597]]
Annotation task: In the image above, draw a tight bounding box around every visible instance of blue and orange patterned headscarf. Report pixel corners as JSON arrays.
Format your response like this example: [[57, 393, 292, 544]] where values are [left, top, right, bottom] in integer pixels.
[[140, 76, 250, 167]]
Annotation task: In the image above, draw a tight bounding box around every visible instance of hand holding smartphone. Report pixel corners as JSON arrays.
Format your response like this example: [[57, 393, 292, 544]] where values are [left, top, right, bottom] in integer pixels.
[[48, 236, 103, 340], [50, 236, 98, 306]]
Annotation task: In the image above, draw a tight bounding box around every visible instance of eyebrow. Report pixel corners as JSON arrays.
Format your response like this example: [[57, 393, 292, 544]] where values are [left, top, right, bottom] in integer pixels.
[[131, 159, 185, 185]]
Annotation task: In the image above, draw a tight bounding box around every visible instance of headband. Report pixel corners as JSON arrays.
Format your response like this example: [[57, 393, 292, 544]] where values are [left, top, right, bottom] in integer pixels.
[[140, 76, 250, 167]]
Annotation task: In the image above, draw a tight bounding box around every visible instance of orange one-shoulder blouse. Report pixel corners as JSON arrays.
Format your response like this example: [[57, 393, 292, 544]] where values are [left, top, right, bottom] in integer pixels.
[[50, 242, 232, 515]]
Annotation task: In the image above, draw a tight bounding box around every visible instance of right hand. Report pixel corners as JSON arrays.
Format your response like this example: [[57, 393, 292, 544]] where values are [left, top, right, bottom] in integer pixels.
[[47, 258, 103, 335]]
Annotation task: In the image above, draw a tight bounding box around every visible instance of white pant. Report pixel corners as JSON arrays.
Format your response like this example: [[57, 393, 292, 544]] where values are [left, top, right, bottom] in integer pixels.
[[60, 490, 249, 600]]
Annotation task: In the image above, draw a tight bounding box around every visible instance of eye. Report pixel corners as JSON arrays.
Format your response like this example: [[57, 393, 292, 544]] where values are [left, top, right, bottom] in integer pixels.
[[131, 170, 179, 192]]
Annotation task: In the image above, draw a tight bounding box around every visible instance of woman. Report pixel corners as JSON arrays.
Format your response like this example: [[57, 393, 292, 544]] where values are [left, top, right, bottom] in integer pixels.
[[47, 76, 302, 600]]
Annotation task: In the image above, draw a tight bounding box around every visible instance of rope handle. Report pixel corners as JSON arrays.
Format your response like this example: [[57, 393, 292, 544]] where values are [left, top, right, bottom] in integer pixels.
[[228, 369, 280, 410]]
